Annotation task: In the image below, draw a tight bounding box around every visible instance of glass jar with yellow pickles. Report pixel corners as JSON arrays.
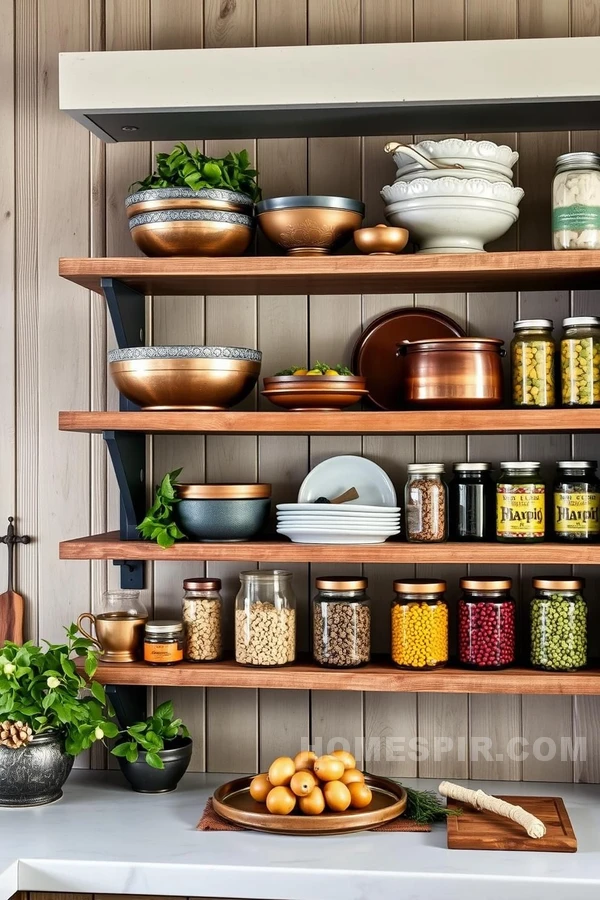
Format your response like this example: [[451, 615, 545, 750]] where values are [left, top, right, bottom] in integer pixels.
[[561, 316, 600, 406], [511, 318, 555, 407], [391, 579, 448, 669]]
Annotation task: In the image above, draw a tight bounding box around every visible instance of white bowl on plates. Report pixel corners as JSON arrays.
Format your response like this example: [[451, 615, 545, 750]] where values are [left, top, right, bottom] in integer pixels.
[[384, 195, 521, 254], [390, 138, 519, 174], [381, 178, 524, 206], [298, 456, 397, 507]]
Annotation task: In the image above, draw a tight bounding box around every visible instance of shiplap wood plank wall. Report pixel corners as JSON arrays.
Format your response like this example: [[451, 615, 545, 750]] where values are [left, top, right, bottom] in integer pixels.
[[2, 0, 600, 783]]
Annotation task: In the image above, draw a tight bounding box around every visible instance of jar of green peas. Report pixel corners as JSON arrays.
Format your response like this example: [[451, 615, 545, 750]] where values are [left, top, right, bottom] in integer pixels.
[[560, 316, 600, 406], [530, 577, 587, 671]]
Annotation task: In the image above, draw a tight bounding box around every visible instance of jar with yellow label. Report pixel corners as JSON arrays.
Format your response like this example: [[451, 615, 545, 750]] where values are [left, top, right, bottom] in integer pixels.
[[496, 462, 545, 543], [144, 620, 184, 666], [511, 318, 555, 408], [553, 461, 600, 542], [560, 316, 600, 406]]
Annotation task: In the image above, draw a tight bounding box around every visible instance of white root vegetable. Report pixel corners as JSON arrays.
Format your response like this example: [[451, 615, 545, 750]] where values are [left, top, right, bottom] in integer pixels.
[[438, 781, 546, 839]]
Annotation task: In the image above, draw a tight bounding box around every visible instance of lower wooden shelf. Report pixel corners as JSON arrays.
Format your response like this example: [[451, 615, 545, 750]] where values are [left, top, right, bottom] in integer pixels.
[[60, 532, 600, 563], [83, 658, 600, 694]]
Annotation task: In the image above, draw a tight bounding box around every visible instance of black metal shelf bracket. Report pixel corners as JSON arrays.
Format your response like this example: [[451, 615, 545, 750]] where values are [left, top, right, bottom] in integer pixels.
[[101, 277, 145, 413], [103, 430, 146, 589]]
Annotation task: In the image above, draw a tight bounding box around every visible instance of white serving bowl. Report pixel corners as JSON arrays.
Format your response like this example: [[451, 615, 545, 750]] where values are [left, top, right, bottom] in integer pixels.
[[381, 177, 524, 206], [395, 163, 514, 184], [390, 138, 518, 171], [384, 195, 521, 254]]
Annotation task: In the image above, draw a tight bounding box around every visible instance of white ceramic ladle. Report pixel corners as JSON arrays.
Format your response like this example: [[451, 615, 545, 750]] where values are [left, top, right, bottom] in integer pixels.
[[384, 141, 464, 171]]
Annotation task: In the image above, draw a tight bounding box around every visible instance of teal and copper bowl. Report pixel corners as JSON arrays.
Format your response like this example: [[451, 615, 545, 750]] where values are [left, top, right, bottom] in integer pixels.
[[175, 484, 272, 542]]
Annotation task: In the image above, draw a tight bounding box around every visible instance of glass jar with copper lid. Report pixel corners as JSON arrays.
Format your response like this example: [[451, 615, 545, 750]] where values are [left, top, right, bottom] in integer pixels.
[[458, 577, 515, 670], [235, 570, 296, 667], [312, 577, 370, 668], [530, 577, 587, 671], [175, 483, 271, 542], [391, 579, 448, 669], [182, 577, 223, 662]]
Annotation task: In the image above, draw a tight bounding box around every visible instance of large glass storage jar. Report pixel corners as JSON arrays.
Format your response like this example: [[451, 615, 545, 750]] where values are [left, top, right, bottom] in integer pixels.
[[560, 316, 600, 407], [405, 463, 447, 542], [458, 577, 515, 669], [449, 462, 495, 541], [553, 460, 600, 542], [511, 318, 555, 408], [182, 577, 223, 662], [530, 577, 587, 671], [235, 570, 296, 667], [496, 462, 545, 543], [391, 579, 448, 669], [553, 151, 600, 250], [312, 577, 370, 668]]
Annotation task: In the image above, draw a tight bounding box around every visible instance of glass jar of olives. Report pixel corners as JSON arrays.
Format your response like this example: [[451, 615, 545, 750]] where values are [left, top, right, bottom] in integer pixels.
[[530, 577, 587, 671], [511, 318, 555, 407], [560, 316, 600, 406], [553, 461, 600, 542]]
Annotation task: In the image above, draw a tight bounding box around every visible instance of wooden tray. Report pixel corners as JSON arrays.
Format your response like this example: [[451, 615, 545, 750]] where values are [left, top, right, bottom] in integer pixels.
[[447, 796, 577, 852], [212, 774, 407, 835]]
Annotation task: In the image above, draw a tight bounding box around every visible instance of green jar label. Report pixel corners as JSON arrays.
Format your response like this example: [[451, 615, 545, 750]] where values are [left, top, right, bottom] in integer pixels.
[[554, 491, 600, 534], [553, 204, 600, 231]]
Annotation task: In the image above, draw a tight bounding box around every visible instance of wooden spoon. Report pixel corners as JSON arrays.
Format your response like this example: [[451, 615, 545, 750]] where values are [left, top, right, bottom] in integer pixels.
[[314, 487, 359, 504], [0, 518, 30, 645]]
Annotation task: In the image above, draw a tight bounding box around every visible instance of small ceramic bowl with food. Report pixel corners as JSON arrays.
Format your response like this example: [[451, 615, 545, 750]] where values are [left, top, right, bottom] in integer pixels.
[[262, 362, 367, 411]]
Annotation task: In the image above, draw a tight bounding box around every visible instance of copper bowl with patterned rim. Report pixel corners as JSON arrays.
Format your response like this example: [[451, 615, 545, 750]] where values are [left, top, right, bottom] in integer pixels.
[[262, 375, 367, 410], [125, 187, 254, 218], [257, 196, 364, 256]]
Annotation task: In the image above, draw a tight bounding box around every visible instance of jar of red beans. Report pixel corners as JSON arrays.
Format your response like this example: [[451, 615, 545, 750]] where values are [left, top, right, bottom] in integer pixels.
[[458, 577, 516, 669]]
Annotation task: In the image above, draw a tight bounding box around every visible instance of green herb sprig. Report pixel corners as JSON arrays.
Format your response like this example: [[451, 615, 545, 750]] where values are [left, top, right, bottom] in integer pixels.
[[110, 701, 190, 770], [404, 785, 462, 825], [130, 142, 261, 202], [137, 468, 186, 549]]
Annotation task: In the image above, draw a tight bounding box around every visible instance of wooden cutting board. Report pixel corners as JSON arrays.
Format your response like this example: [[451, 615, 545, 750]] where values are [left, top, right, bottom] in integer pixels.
[[446, 796, 577, 852]]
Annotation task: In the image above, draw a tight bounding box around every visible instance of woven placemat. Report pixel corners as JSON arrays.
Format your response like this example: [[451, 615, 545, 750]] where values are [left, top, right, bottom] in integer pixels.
[[197, 798, 431, 832]]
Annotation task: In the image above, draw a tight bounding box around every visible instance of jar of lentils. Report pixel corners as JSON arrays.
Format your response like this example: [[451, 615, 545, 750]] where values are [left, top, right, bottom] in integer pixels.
[[458, 577, 515, 669], [182, 577, 223, 662], [405, 463, 447, 542], [511, 318, 555, 408], [560, 316, 600, 407], [530, 577, 587, 671], [554, 460, 600, 542], [553, 151, 600, 250], [235, 570, 296, 667], [496, 461, 545, 542], [312, 577, 370, 668], [391, 579, 448, 669], [449, 462, 495, 541]]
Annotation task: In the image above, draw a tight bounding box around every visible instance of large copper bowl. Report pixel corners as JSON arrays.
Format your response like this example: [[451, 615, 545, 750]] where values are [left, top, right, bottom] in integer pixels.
[[399, 337, 505, 408], [108, 347, 261, 411], [257, 195, 364, 256], [125, 187, 255, 257]]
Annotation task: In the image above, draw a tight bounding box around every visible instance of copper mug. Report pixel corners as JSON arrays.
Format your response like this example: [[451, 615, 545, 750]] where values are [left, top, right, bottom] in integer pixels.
[[77, 612, 147, 664]]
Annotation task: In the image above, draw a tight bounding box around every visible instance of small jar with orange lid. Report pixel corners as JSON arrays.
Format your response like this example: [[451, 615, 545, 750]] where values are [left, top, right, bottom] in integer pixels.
[[391, 579, 448, 669]]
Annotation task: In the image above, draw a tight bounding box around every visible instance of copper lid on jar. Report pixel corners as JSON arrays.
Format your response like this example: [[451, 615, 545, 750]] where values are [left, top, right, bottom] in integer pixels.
[[393, 578, 446, 593], [315, 577, 368, 591], [178, 483, 271, 499], [532, 577, 585, 590], [183, 577, 222, 590], [460, 577, 512, 591]]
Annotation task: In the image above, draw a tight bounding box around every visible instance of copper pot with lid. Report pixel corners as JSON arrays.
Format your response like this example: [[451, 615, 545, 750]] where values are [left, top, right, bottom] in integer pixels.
[[398, 337, 505, 408]]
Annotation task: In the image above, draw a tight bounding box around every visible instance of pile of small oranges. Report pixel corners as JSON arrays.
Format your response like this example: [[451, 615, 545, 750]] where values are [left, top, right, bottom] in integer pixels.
[[249, 749, 372, 816]]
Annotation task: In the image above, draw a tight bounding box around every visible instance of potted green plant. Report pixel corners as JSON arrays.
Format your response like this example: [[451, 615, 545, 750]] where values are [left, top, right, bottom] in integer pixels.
[[0, 625, 117, 807], [111, 700, 192, 793], [125, 142, 260, 257]]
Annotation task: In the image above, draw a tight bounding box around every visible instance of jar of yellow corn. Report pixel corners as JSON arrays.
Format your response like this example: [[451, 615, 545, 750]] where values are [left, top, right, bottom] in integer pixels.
[[511, 318, 555, 407], [560, 316, 600, 406], [391, 579, 448, 669]]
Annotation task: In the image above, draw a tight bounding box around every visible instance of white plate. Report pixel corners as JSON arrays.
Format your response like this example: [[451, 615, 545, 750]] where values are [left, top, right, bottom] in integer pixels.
[[277, 519, 400, 529], [276, 512, 401, 521], [278, 503, 400, 513], [277, 525, 400, 535], [297, 457, 397, 507], [277, 528, 399, 544]]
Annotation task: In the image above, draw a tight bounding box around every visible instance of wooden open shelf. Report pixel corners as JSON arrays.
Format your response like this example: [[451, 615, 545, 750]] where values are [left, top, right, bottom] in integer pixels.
[[59, 408, 600, 435], [59, 251, 600, 296], [82, 657, 600, 695], [60, 532, 600, 564]]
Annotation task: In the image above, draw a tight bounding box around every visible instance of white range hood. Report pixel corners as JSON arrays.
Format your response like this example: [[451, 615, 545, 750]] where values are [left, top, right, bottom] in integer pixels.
[[59, 37, 600, 142]]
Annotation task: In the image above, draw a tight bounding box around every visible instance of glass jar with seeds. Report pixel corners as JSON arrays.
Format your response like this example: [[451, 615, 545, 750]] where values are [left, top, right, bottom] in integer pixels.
[[312, 576, 371, 668], [404, 463, 447, 542], [235, 570, 296, 667], [511, 318, 555, 408], [560, 316, 600, 407], [182, 577, 223, 662], [530, 577, 587, 671]]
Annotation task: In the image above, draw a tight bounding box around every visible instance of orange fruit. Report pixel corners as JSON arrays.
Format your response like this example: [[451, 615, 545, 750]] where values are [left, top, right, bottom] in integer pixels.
[[266, 786, 296, 815], [331, 749, 356, 770], [348, 782, 373, 809], [323, 780, 352, 811], [299, 786, 325, 815], [294, 750, 317, 771], [314, 754, 345, 782], [249, 773, 271, 802], [340, 768, 365, 786], [268, 756, 295, 787], [290, 770, 318, 797]]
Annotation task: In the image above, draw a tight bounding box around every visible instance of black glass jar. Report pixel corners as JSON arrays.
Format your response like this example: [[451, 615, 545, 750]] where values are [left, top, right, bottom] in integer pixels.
[[449, 462, 495, 541], [553, 461, 600, 542]]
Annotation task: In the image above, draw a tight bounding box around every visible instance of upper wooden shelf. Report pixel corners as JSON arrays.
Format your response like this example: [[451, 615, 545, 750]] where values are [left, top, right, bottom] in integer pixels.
[[58, 251, 600, 296], [60, 533, 600, 565], [83, 658, 600, 696], [59, 408, 600, 435]]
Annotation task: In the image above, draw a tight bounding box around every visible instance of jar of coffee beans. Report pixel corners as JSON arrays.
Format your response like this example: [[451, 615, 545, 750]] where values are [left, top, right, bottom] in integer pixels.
[[405, 463, 447, 542], [458, 577, 515, 669], [235, 570, 296, 667], [391, 579, 448, 669], [312, 577, 370, 668], [530, 577, 587, 671], [182, 577, 223, 662]]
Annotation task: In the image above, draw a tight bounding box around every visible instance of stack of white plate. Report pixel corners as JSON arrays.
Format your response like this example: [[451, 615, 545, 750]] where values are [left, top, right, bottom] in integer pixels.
[[277, 503, 401, 544]]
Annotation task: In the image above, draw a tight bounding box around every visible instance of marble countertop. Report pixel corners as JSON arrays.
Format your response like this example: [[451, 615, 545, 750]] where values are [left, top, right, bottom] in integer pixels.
[[0, 772, 598, 900]]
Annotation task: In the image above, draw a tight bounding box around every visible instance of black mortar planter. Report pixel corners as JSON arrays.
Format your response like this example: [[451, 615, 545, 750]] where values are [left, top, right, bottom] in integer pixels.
[[116, 736, 193, 793]]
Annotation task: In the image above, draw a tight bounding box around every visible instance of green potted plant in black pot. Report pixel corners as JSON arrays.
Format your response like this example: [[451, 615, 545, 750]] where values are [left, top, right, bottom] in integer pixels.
[[126, 142, 260, 257], [111, 700, 192, 793], [0, 625, 117, 807]]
